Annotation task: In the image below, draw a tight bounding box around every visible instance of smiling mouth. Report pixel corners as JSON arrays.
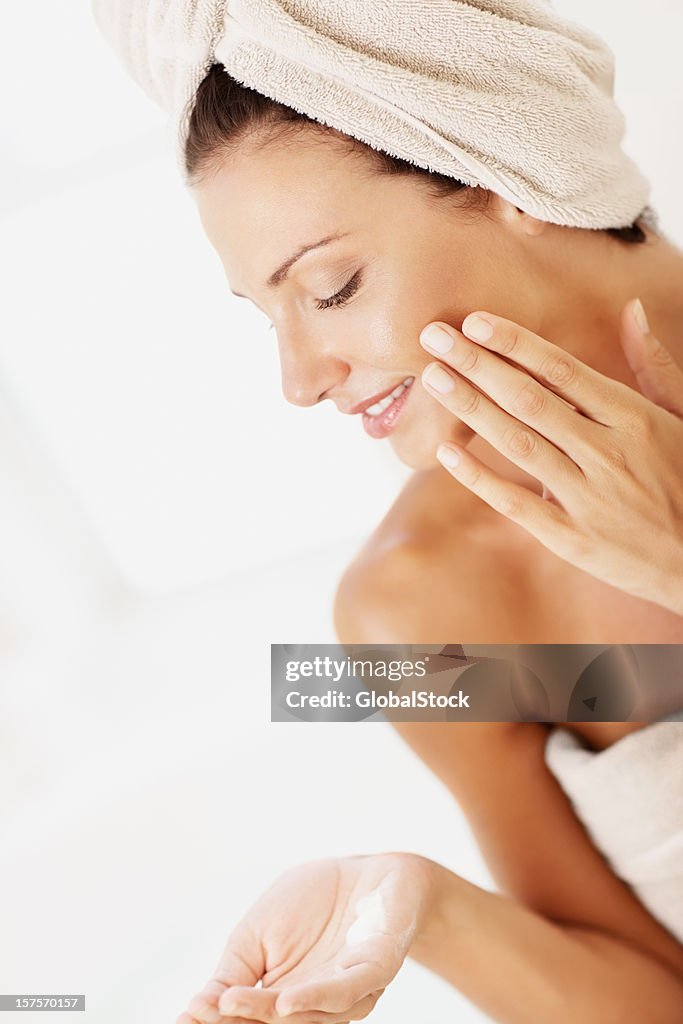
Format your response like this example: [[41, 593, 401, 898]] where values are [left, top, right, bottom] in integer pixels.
[[361, 377, 415, 439], [363, 376, 415, 417]]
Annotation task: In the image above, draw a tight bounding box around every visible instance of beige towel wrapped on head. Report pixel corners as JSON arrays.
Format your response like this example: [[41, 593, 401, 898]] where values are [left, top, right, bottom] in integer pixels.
[[91, 0, 652, 230]]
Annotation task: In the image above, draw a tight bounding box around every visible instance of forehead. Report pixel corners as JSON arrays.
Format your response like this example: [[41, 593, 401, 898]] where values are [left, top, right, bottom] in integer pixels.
[[193, 131, 377, 282]]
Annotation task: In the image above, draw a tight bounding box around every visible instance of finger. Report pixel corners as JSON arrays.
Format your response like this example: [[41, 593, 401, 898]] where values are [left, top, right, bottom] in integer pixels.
[[421, 361, 586, 502], [186, 983, 225, 1023], [219, 979, 374, 1024], [346, 991, 382, 1021], [187, 932, 264, 1024], [211, 927, 264, 987], [275, 959, 389, 1015], [195, 925, 265, 1019], [620, 299, 683, 416], [275, 985, 382, 1020], [435, 441, 572, 542], [431, 310, 646, 427], [186, 1008, 260, 1024], [420, 320, 599, 463], [218, 984, 278, 1020], [318, 990, 381, 1021], [188, 980, 265, 1024]]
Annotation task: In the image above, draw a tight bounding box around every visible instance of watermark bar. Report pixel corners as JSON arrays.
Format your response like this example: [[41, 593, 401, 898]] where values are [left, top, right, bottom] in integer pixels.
[[271, 644, 683, 723], [0, 996, 85, 1011]]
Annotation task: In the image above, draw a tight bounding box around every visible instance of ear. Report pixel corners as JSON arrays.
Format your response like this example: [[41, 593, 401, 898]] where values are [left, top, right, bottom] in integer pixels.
[[489, 194, 548, 237]]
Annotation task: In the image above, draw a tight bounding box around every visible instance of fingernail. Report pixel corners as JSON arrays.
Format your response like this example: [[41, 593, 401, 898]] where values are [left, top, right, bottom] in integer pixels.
[[423, 364, 455, 393], [462, 314, 494, 342], [437, 444, 461, 467], [420, 324, 454, 353], [632, 298, 649, 334]]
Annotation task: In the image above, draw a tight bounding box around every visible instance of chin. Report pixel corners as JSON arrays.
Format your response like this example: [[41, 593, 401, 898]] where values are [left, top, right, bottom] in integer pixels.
[[391, 444, 436, 470], [390, 417, 476, 470]]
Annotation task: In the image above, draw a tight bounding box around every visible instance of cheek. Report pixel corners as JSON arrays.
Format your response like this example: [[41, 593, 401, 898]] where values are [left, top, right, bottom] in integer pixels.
[[426, 393, 477, 444], [353, 309, 405, 365], [389, 381, 476, 466]]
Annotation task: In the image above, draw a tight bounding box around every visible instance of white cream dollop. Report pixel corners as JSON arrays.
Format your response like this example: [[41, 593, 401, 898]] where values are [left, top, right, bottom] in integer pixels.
[[344, 888, 387, 947]]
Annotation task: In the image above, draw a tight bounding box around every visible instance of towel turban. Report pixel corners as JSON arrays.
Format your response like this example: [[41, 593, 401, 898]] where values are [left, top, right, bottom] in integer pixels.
[[91, 0, 652, 229]]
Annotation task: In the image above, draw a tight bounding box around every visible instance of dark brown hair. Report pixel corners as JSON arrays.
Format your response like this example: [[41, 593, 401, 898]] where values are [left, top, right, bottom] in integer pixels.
[[184, 63, 649, 244]]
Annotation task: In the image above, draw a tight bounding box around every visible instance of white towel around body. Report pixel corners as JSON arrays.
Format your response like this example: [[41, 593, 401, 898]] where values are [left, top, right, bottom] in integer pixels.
[[545, 722, 683, 944]]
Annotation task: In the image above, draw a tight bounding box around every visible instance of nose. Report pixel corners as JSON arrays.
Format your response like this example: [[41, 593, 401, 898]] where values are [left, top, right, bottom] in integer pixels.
[[278, 326, 350, 408]]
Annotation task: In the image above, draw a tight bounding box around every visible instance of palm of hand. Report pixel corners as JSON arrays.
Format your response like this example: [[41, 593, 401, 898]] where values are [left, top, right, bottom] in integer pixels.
[[179, 853, 430, 1024]]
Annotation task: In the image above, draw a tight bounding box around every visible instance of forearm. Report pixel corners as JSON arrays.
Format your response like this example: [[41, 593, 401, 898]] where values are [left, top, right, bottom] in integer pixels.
[[392, 721, 683, 978], [409, 858, 683, 1024]]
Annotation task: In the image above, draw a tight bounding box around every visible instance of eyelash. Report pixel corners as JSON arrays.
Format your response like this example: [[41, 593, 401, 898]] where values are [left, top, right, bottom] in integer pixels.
[[267, 270, 363, 330], [314, 270, 363, 311]]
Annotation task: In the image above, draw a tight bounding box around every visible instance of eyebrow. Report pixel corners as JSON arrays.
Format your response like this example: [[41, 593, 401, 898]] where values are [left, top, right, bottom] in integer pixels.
[[230, 231, 350, 299]]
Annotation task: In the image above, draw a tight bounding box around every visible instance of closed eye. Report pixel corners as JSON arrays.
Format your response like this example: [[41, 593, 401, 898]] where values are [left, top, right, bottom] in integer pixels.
[[266, 269, 363, 330], [314, 270, 363, 311]]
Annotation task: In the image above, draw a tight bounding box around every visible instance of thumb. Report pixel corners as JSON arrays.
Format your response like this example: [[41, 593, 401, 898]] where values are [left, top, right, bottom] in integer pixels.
[[619, 298, 683, 416], [211, 923, 264, 988]]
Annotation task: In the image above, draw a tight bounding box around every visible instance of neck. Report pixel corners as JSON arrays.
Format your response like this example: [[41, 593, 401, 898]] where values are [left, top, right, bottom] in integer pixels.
[[535, 222, 683, 386], [468, 223, 683, 492]]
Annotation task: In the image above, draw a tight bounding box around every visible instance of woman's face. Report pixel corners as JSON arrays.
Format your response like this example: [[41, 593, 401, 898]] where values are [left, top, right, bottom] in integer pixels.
[[194, 129, 543, 469]]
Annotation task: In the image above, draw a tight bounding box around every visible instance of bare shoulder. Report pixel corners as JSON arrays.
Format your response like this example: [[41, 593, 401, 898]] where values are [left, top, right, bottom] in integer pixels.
[[333, 468, 465, 643], [333, 466, 531, 644]]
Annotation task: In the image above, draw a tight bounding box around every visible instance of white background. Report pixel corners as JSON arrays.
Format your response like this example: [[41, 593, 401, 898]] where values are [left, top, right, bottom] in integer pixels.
[[0, 2, 682, 1022]]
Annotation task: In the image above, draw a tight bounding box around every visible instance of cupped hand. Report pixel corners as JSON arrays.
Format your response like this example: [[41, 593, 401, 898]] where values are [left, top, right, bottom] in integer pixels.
[[177, 852, 435, 1024], [418, 299, 683, 615]]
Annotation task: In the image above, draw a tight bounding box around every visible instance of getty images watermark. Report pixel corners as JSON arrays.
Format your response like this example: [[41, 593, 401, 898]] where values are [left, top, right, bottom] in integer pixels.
[[283, 652, 469, 710], [271, 644, 683, 723]]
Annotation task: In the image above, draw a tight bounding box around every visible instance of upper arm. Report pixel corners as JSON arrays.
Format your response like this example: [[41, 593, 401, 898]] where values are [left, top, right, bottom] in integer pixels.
[[333, 546, 683, 979]]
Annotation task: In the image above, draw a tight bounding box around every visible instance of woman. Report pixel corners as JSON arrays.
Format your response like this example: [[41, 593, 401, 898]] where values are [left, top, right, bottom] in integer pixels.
[[187, 70, 683, 641], [175, 60, 683, 1023], [90, 1, 683, 1019]]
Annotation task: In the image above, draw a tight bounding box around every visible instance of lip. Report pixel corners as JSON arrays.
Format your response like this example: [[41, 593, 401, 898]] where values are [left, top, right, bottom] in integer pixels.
[[347, 376, 414, 416], [361, 379, 414, 439]]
